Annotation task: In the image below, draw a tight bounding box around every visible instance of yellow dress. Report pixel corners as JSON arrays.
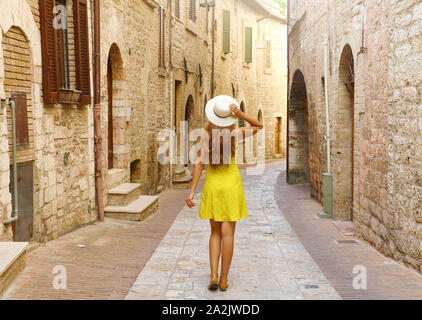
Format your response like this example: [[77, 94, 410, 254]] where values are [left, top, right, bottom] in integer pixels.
[[199, 153, 248, 222]]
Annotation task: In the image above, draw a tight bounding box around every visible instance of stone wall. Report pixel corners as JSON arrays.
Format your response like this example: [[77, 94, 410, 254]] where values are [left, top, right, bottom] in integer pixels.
[[288, 0, 385, 215], [386, 0, 422, 271], [0, 0, 96, 242], [289, 0, 422, 273]]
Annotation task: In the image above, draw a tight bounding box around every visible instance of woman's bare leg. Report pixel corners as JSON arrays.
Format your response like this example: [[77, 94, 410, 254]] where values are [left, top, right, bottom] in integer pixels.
[[220, 221, 236, 280], [209, 219, 222, 277]]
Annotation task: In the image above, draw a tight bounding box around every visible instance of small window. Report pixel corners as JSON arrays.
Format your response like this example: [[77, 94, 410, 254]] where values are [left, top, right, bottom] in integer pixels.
[[189, 0, 197, 22], [158, 5, 165, 68], [175, 0, 180, 18], [245, 27, 252, 63], [266, 38, 271, 68], [223, 10, 230, 54]]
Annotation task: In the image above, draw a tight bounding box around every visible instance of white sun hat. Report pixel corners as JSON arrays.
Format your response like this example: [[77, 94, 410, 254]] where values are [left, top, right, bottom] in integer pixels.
[[205, 95, 239, 127]]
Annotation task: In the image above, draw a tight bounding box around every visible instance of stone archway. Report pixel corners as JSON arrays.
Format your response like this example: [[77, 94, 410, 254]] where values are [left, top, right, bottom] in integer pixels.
[[2, 26, 35, 242], [288, 70, 309, 184], [107, 43, 126, 170], [0, 0, 42, 242], [335, 44, 355, 220]]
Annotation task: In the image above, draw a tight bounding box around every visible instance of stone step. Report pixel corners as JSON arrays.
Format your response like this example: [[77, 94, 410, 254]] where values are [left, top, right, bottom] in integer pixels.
[[0, 242, 28, 295], [108, 183, 143, 206], [173, 166, 192, 184], [104, 195, 159, 221], [107, 168, 126, 190], [173, 175, 192, 183]]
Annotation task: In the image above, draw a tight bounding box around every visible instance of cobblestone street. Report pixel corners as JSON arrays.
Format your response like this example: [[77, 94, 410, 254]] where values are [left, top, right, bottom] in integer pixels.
[[126, 162, 340, 300]]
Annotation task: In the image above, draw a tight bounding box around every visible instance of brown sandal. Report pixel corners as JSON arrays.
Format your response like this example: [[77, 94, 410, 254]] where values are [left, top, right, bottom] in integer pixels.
[[208, 274, 219, 291], [219, 278, 228, 291]]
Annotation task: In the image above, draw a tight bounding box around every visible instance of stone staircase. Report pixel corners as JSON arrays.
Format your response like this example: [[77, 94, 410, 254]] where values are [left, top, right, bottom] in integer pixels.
[[107, 168, 127, 190], [0, 242, 28, 296], [104, 183, 158, 221]]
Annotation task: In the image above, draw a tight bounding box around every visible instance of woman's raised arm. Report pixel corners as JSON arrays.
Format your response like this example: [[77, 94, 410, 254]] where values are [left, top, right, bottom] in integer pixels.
[[229, 104, 263, 138]]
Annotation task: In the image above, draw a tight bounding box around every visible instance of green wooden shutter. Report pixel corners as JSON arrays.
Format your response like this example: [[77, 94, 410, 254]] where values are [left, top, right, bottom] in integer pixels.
[[223, 10, 230, 54], [245, 27, 252, 63]]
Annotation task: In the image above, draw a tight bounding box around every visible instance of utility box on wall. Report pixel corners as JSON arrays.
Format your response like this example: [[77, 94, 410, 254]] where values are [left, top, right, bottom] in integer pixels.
[[318, 172, 333, 219]]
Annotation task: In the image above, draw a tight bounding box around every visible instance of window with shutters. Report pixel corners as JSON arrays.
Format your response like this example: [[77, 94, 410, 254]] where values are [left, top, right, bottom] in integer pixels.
[[158, 6, 165, 69], [189, 0, 197, 22], [39, 0, 91, 105], [245, 26, 252, 64], [222, 10, 230, 54]]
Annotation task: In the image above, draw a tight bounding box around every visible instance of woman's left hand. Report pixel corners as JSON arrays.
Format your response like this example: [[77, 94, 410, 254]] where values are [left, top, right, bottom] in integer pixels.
[[229, 104, 242, 118]]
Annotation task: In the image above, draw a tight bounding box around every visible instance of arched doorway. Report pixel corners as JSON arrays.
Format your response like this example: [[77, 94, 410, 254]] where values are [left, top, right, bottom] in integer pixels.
[[335, 45, 355, 220], [288, 70, 309, 184], [3, 26, 35, 241], [107, 43, 124, 170]]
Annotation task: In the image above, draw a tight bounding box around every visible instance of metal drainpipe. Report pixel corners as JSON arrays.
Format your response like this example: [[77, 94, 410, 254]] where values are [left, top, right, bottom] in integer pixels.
[[3, 99, 18, 225], [324, 34, 331, 174], [318, 33, 333, 219], [211, 3, 215, 98], [93, 0, 104, 221], [169, 0, 174, 189]]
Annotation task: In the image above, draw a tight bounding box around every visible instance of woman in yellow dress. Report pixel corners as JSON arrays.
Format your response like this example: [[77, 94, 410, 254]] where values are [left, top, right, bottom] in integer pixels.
[[186, 95, 263, 291]]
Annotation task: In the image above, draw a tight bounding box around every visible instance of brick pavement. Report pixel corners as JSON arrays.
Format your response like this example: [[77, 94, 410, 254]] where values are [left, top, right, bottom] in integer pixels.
[[1, 188, 192, 300], [275, 161, 422, 300]]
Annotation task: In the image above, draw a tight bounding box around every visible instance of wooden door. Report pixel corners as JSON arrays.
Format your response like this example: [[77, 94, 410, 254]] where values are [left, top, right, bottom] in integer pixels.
[[11, 161, 34, 241], [275, 117, 281, 154]]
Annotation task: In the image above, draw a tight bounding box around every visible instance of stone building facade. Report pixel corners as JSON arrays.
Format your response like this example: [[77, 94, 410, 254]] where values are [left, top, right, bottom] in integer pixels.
[[214, 0, 287, 161], [288, 0, 422, 272], [0, 0, 286, 244], [0, 0, 96, 243]]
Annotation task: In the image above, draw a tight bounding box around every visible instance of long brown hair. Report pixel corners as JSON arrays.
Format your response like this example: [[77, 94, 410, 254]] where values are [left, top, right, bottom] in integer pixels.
[[204, 123, 236, 169]]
